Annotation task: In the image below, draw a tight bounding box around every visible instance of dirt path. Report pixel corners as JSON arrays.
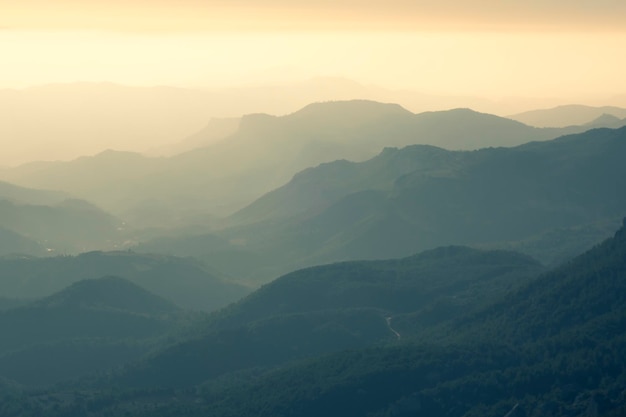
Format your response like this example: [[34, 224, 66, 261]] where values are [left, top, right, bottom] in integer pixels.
[[385, 316, 401, 340]]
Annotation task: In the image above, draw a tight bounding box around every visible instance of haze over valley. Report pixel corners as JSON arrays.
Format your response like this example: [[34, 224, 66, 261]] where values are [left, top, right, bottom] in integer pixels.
[[1, 1, 626, 416]]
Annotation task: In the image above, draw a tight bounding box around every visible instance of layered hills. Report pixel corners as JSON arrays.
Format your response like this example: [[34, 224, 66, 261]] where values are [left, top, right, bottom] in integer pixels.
[[0, 198, 124, 253], [143, 126, 626, 284], [0, 180, 67, 206], [510, 104, 626, 127], [0, 251, 250, 311], [34, 275, 180, 315], [0, 181, 118, 254], [1, 96, 625, 416], [0, 276, 182, 386], [0, 227, 46, 257], [183, 218, 626, 417], [116, 246, 543, 388], [17, 219, 626, 417], [2, 100, 619, 228]]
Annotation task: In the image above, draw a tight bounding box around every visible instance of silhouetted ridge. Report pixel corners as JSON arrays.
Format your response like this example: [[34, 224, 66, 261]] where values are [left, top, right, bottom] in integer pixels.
[[409, 245, 541, 265], [113, 245, 543, 389], [290, 99, 410, 119], [510, 104, 626, 127], [220, 125, 626, 283], [0, 180, 66, 205], [35, 276, 179, 315], [119, 219, 626, 416], [212, 246, 543, 329], [587, 113, 624, 127], [237, 113, 277, 133], [0, 276, 181, 386], [0, 227, 45, 257], [0, 251, 249, 311]]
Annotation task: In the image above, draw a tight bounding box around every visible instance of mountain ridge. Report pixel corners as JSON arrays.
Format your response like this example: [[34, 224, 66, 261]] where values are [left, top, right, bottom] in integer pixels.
[[152, 125, 626, 284], [1, 99, 613, 228], [33, 276, 180, 316], [0, 251, 250, 311]]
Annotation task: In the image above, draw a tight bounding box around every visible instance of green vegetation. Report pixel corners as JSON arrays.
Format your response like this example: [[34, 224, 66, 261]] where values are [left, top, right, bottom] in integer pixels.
[[145, 126, 626, 285], [0, 251, 250, 311], [0, 100, 599, 229], [107, 246, 543, 389], [0, 277, 187, 386], [20, 218, 625, 417], [0, 198, 122, 253], [0, 104, 625, 416]]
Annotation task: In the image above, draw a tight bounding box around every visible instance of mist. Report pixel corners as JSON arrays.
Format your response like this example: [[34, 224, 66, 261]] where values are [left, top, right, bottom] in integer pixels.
[[1, 2, 626, 416]]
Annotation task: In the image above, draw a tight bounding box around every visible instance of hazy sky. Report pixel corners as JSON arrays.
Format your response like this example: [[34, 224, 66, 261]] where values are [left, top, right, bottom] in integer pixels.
[[2, 1, 626, 98]]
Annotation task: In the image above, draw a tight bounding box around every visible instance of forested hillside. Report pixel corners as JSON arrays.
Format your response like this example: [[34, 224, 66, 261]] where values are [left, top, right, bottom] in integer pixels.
[[141, 126, 626, 284]]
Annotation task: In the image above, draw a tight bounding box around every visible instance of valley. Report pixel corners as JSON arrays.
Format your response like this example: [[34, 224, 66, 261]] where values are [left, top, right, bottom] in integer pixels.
[[1, 86, 625, 417]]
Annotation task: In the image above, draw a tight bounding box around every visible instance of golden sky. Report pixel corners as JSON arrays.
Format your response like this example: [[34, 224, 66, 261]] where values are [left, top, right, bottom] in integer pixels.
[[4, 1, 626, 32], [2, 1, 626, 98]]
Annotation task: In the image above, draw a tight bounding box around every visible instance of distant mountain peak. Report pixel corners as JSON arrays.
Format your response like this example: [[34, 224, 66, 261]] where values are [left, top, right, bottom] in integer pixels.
[[586, 113, 625, 127], [510, 104, 626, 127], [292, 99, 410, 118], [238, 113, 277, 132], [91, 149, 145, 160]]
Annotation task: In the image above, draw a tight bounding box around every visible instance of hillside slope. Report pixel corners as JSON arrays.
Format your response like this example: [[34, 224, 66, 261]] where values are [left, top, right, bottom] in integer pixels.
[[116, 247, 543, 388], [0, 100, 598, 227], [90, 219, 626, 417], [152, 126, 626, 284], [0, 251, 250, 311], [0, 277, 181, 385]]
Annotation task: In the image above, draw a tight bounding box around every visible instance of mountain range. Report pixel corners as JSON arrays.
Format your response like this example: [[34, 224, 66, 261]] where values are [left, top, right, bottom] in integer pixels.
[[2, 84, 626, 417], [9, 217, 625, 416], [0, 179, 127, 253], [0, 197, 124, 253], [3, 100, 625, 231], [0, 276, 183, 386], [6, 79, 603, 166], [0, 251, 249, 311], [138, 125, 626, 284], [114, 246, 545, 388], [510, 104, 626, 127]]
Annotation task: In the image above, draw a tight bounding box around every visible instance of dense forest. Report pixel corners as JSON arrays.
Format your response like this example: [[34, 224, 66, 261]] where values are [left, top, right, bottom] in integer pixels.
[[0, 218, 623, 416], [0, 100, 625, 416]]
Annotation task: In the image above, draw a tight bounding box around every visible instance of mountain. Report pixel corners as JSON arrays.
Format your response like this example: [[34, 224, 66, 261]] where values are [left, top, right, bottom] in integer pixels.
[[4, 80, 622, 167], [0, 197, 125, 253], [510, 104, 626, 127], [586, 113, 626, 128], [18, 219, 626, 416], [0, 181, 76, 254], [151, 126, 626, 284], [50, 219, 626, 417], [0, 228, 46, 257], [147, 117, 241, 156], [116, 247, 543, 388], [0, 79, 507, 167], [452, 217, 626, 344], [0, 100, 598, 228], [0, 251, 250, 311], [475, 217, 623, 267], [0, 83, 218, 166], [0, 276, 182, 386], [34, 276, 180, 316], [0, 180, 67, 205]]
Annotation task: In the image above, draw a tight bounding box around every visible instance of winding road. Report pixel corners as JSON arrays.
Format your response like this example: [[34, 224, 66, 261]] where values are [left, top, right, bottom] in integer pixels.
[[385, 316, 401, 340]]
